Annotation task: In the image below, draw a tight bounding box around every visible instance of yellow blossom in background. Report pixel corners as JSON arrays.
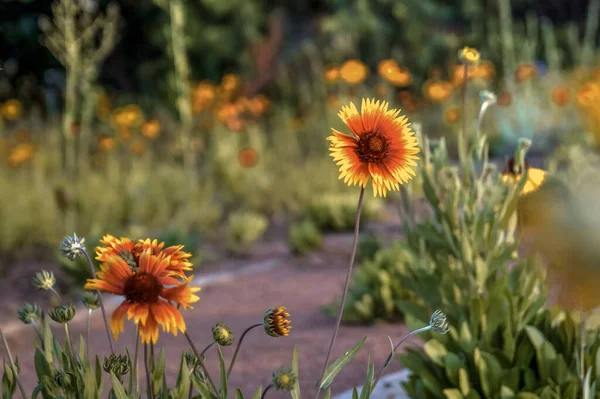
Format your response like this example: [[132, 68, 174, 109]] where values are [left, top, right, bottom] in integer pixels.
[[2, 99, 22, 120], [8, 143, 35, 167], [323, 66, 340, 83], [576, 81, 600, 108], [377, 59, 399, 78], [458, 47, 480, 65], [13, 129, 31, 143], [226, 118, 246, 132], [515, 63, 537, 83], [473, 61, 496, 82], [423, 80, 453, 103], [327, 99, 420, 197], [450, 65, 477, 86], [443, 106, 460, 125], [216, 103, 242, 124], [221, 74, 240, 92], [501, 158, 546, 195], [141, 119, 161, 139], [250, 94, 270, 117], [238, 147, 259, 168], [130, 141, 146, 156], [551, 85, 570, 107], [113, 105, 143, 127], [118, 126, 133, 142], [387, 67, 412, 87], [192, 81, 217, 114], [98, 136, 116, 152], [340, 60, 368, 85]]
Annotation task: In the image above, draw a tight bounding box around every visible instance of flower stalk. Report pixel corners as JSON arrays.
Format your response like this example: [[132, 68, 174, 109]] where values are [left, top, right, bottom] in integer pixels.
[[314, 186, 365, 398], [0, 328, 27, 399], [261, 384, 274, 399], [183, 331, 219, 395], [227, 322, 263, 377]]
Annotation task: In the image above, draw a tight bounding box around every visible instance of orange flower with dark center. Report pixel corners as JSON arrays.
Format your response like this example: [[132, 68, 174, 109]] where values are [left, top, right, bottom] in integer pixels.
[[497, 91, 513, 107], [423, 80, 453, 103], [576, 82, 600, 108], [340, 60, 368, 85], [515, 64, 537, 83], [96, 235, 193, 278], [323, 66, 340, 83], [85, 251, 200, 344], [502, 157, 546, 195], [551, 85, 570, 107], [444, 107, 460, 125], [327, 99, 419, 197], [238, 147, 259, 168], [384, 67, 412, 87]]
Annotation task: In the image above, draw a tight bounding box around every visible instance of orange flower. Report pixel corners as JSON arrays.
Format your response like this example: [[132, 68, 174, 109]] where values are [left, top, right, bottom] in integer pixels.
[[515, 64, 537, 83], [2, 99, 22, 120], [497, 91, 513, 107], [118, 126, 132, 142], [423, 80, 453, 103], [323, 66, 340, 83], [85, 251, 200, 344], [340, 60, 368, 85], [576, 82, 600, 108], [113, 105, 143, 127], [8, 143, 34, 167], [192, 81, 216, 113], [238, 147, 259, 168], [443, 107, 460, 125], [141, 120, 161, 139], [550, 85, 570, 107], [96, 235, 193, 278], [381, 62, 411, 87], [473, 61, 496, 82], [221, 74, 240, 92], [327, 99, 420, 197], [250, 94, 270, 116], [378, 59, 399, 78], [450, 65, 477, 85], [98, 136, 116, 152], [501, 157, 546, 195]]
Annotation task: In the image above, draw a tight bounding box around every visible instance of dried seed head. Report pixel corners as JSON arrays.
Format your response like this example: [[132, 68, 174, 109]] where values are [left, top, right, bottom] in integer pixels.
[[212, 322, 235, 346], [49, 304, 76, 324], [103, 354, 130, 377], [429, 310, 449, 335], [32, 270, 56, 291], [81, 292, 100, 310], [60, 233, 86, 261], [272, 367, 297, 392], [264, 306, 292, 337], [17, 303, 41, 324]]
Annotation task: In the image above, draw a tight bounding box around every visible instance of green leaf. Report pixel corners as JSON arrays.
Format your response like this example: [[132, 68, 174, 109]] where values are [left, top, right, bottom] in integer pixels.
[[83, 362, 97, 399], [474, 348, 503, 399], [459, 368, 470, 396], [596, 346, 600, 380], [110, 372, 129, 399], [173, 356, 191, 399], [444, 353, 462, 385], [321, 388, 331, 399], [443, 389, 464, 399], [192, 379, 218, 399], [500, 386, 515, 399], [152, 348, 166, 395], [251, 386, 262, 399], [351, 388, 359, 399], [217, 345, 228, 399], [384, 336, 394, 367], [34, 348, 53, 381], [79, 334, 86, 361], [291, 345, 300, 399], [424, 340, 448, 366], [2, 359, 16, 399], [358, 360, 374, 399], [235, 388, 246, 399], [319, 337, 367, 389], [95, 355, 104, 394]]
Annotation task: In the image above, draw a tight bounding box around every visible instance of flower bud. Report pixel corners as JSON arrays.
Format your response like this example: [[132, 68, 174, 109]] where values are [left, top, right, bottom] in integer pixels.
[[272, 367, 297, 392], [212, 322, 234, 346], [81, 292, 100, 310], [103, 354, 130, 378], [429, 309, 449, 334], [458, 47, 481, 66], [49, 304, 76, 324], [264, 306, 292, 337], [60, 233, 86, 261], [17, 303, 41, 324], [32, 270, 56, 291]]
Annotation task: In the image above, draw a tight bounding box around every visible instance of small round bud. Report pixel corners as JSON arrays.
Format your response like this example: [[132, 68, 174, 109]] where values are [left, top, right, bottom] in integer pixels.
[[53, 370, 75, 390], [458, 47, 481, 65], [49, 304, 76, 324], [429, 310, 449, 335], [103, 354, 130, 377], [212, 322, 234, 346], [60, 233, 86, 261], [264, 307, 292, 337], [272, 367, 297, 392], [479, 90, 497, 105], [32, 270, 56, 291], [17, 303, 41, 324], [81, 292, 100, 310]]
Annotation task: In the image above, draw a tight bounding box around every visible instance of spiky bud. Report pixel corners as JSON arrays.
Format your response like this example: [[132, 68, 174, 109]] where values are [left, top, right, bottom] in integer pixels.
[[264, 306, 292, 337], [429, 310, 449, 334], [49, 304, 76, 324], [60, 233, 86, 261], [32, 270, 56, 291], [81, 292, 100, 310], [212, 322, 234, 346], [103, 354, 130, 377], [272, 367, 297, 392], [17, 303, 41, 324]]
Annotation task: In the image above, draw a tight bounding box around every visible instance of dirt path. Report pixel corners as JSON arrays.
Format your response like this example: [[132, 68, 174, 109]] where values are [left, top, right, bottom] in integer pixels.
[[4, 233, 416, 398]]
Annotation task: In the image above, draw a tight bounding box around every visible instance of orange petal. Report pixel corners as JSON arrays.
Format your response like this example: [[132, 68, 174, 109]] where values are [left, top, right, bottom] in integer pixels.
[[139, 313, 159, 344], [127, 302, 150, 325], [138, 251, 170, 276], [110, 301, 130, 340], [338, 102, 365, 137], [150, 300, 186, 335], [161, 277, 200, 308]]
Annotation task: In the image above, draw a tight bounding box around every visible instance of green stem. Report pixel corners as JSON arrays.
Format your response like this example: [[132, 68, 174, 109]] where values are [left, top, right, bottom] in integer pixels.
[[134, 327, 140, 396], [314, 187, 365, 398], [183, 331, 219, 395], [150, 342, 155, 373], [64, 323, 76, 369], [0, 328, 27, 399], [227, 323, 263, 377], [86, 309, 91, 359], [261, 384, 274, 399], [144, 344, 153, 399], [49, 287, 62, 303], [201, 341, 216, 357], [31, 319, 44, 349], [81, 248, 115, 354], [371, 326, 432, 392]]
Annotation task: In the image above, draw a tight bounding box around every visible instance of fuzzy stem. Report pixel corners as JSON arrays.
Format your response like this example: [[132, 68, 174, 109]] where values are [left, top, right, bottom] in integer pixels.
[[261, 384, 274, 399], [183, 331, 219, 395], [201, 341, 216, 357], [371, 326, 432, 392], [134, 327, 140, 396], [0, 328, 27, 399], [64, 323, 76, 368], [314, 187, 365, 398], [81, 248, 115, 354], [31, 319, 44, 348], [227, 323, 263, 377], [144, 344, 153, 399], [49, 287, 62, 303]]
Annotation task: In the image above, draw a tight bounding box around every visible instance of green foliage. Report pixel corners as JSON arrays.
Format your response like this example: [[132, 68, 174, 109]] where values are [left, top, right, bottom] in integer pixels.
[[355, 233, 381, 263], [225, 211, 268, 255], [288, 219, 323, 255], [304, 193, 383, 232]]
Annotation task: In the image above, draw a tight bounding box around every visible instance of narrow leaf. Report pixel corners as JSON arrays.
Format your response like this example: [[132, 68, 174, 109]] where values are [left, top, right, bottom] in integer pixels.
[[291, 345, 300, 399], [218, 346, 228, 399], [319, 337, 367, 389], [235, 388, 246, 399], [110, 372, 129, 399]]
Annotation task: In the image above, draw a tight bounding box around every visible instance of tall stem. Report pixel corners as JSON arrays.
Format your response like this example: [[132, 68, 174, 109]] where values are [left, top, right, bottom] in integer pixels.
[[86, 309, 91, 359], [31, 319, 44, 349], [134, 327, 140, 396], [82, 249, 115, 354], [183, 331, 219, 395], [144, 344, 153, 399], [64, 324, 76, 368], [371, 326, 432, 392], [314, 187, 365, 398], [49, 287, 62, 303], [0, 328, 27, 399], [201, 341, 216, 357], [227, 323, 263, 377], [459, 64, 469, 183], [261, 384, 274, 399]]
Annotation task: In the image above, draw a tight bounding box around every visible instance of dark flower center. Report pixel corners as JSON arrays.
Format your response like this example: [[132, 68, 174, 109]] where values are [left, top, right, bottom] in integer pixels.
[[355, 131, 389, 162], [505, 157, 530, 176], [124, 272, 162, 304]]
